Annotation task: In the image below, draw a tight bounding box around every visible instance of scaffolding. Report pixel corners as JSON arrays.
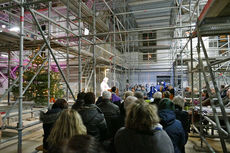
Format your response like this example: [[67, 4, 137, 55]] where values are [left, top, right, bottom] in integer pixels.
[[173, 0, 230, 152], [0, 0, 229, 152]]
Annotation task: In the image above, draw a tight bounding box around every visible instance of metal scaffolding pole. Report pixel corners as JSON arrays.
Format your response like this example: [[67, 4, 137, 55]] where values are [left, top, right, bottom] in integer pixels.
[[30, 9, 76, 101], [48, 1, 51, 109], [78, 0, 82, 92], [197, 34, 204, 147], [18, 0, 24, 152], [7, 51, 10, 106], [197, 43, 228, 152], [66, 0, 70, 100], [189, 0, 195, 126], [93, 0, 96, 95], [198, 34, 230, 134], [113, 15, 116, 86]]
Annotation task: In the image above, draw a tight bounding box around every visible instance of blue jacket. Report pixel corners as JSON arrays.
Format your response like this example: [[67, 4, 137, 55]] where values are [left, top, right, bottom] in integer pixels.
[[159, 110, 186, 153]]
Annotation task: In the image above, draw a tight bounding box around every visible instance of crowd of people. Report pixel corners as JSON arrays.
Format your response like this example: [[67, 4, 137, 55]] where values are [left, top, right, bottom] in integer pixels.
[[40, 84, 192, 153]]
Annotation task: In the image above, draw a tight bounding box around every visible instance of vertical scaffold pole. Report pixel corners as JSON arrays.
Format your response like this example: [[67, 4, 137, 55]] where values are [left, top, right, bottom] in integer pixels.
[[113, 15, 116, 86], [18, 0, 24, 152], [66, 0, 70, 100], [189, 0, 194, 126], [7, 50, 10, 106], [48, 1, 52, 109], [93, 0, 96, 95], [197, 35, 203, 147], [78, 0, 82, 92]]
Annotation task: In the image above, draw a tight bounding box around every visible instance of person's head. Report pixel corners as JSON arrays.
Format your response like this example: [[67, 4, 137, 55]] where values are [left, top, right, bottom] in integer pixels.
[[77, 92, 86, 100], [158, 98, 175, 111], [63, 135, 105, 153], [153, 92, 162, 99], [163, 91, 171, 98], [52, 99, 68, 109], [123, 91, 133, 100], [134, 91, 144, 99], [102, 91, 111, 100], [125, 100, 160, 131], [124, 96, 138, 110], [111, 86, 117, 93], [47, 109, 87, 147], [84, 92, 95, 104], [221, 85, 225, 89], [103, 77, 108, 83], [173, 96, 185, 109], [202, 89, 209, 98]]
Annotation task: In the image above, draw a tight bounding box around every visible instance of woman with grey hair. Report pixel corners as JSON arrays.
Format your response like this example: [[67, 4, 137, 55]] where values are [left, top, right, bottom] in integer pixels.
[[115, 100, 174, 153], [150, 92, 162, 106], [173, 96, 190, 153]]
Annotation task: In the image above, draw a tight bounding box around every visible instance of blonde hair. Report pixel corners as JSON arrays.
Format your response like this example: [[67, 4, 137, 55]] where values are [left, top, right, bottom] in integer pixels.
[[125, 100, 159, 131], [47, 109, 87, 147]]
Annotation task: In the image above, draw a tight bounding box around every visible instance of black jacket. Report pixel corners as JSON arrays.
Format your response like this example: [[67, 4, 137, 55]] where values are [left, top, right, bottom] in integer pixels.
[[97, 99, 121, 138], [40, 108, 62, 150], [78, 104, 108, 141], [115, 126, 174, 153]]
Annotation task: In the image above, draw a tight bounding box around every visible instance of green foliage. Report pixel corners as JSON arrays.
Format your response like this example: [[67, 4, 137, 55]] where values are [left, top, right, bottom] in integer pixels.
[[12, 51, 64, 105]]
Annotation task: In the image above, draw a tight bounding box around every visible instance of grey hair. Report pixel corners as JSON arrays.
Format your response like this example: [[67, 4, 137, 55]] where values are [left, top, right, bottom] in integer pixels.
[[124, 96, 138, 110], [153, 92, 162, 99], [134, 91, 144, 99], [124, 91, 133, 100], [173, 96, 185, 109], [102, 91, 112, 100]]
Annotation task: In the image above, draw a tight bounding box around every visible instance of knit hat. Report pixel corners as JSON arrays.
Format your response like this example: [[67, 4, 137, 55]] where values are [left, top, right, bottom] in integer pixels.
[[158, 98, 175, 111], [102, 91, 112, 100]]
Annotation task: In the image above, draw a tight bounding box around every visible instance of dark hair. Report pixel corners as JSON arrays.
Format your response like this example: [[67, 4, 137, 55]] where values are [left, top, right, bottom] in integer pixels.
[[77, 92, 86, 101], [52, 99, 68, 109], [111, 86, 117, 92], [84, 92, 95, 104], [64, 135, 105, 153], [163, 91, 171, 98], [72, 92, 85, 110]]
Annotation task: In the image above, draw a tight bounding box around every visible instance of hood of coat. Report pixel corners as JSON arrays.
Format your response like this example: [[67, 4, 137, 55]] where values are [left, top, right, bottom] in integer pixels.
[[159, 110, 176, 127], [40, 108, 62, 124]]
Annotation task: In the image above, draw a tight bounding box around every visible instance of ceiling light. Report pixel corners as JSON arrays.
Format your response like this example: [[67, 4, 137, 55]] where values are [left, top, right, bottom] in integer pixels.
[[1, 25, 6, 28], [9, 27, 20, 32]]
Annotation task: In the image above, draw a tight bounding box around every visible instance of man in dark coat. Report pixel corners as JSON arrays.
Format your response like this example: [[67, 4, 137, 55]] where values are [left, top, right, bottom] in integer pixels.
[[97, 91, 121, 139], [158, 98, 186, 153], [78, 92, 108, 142]]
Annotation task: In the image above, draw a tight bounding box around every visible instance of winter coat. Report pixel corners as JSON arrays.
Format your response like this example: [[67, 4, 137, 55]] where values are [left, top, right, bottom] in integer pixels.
[[97, 99, 121, 139], [40, 108, 63, 150], [78, 104, 108, 141], [159, 110, 186, 153], [114, 124, 174, 153], [174, 106, 190, 141], [111, 93, 121, 103]]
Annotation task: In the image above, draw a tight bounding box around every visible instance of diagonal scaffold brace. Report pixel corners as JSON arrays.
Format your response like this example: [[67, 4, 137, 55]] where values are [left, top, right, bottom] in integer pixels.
[[29, 8, 76, 101]]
